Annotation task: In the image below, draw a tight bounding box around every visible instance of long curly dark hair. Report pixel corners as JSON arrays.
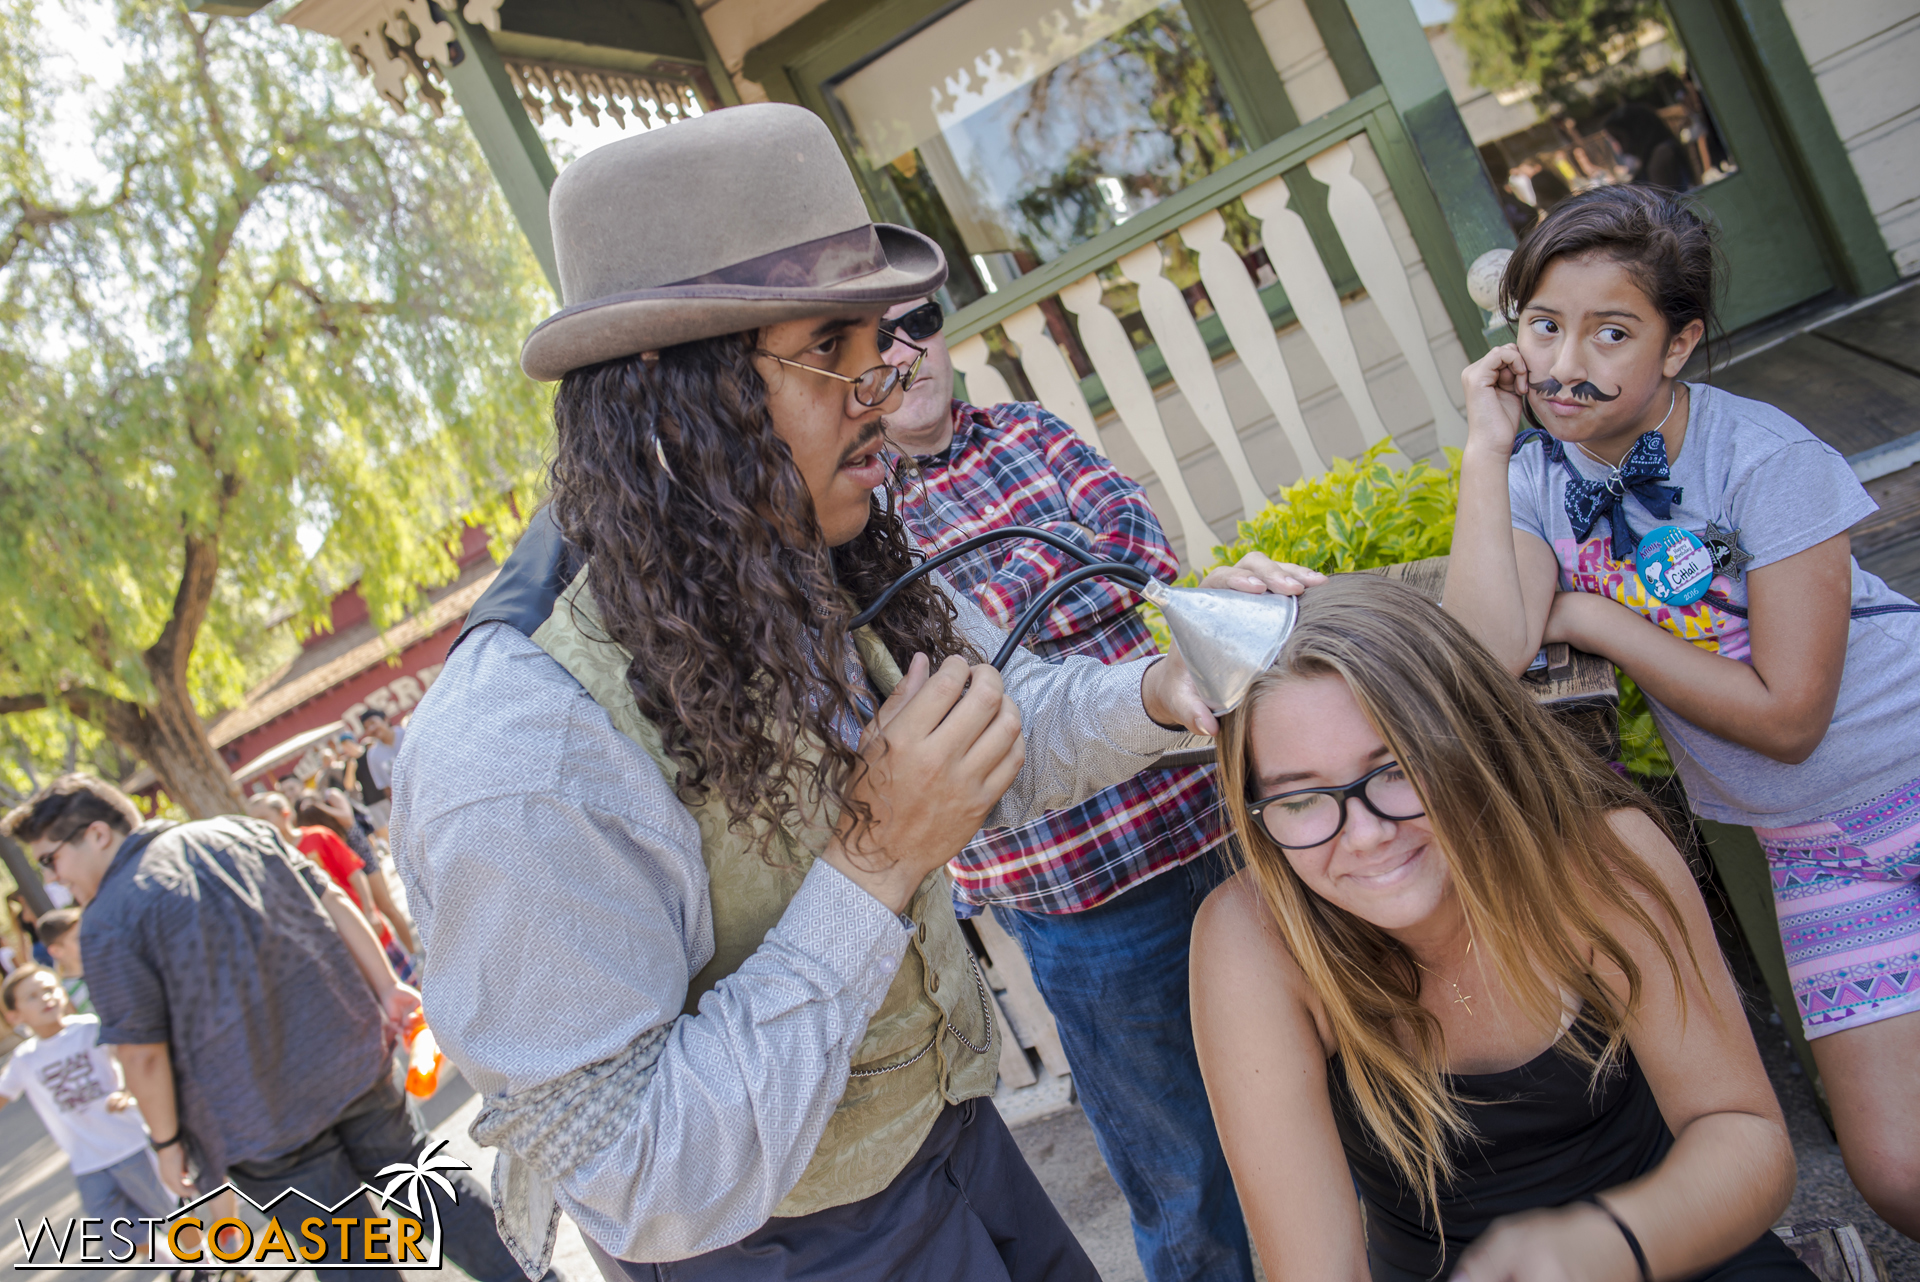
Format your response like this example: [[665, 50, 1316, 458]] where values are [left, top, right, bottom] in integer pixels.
[[547, 332, 971, 859]]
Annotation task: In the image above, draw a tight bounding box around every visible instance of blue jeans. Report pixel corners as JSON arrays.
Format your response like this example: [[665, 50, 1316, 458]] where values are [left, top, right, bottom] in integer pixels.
[[74, 1148, 178, 1226], [991, 851, 1252, 1282]]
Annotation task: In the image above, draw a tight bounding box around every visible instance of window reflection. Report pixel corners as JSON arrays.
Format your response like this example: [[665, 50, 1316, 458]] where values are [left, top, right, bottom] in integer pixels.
[[1441, 2, 1736, 235], [827, 0, 1250, 308]]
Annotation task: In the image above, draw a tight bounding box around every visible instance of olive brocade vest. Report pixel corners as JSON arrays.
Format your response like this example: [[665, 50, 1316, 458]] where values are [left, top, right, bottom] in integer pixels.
[[520, 563, 998, 1218]]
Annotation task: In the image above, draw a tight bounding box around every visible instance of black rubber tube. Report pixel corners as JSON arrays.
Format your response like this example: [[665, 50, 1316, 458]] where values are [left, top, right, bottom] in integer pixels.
[[848, 526, 1109, 630], [988, 561, 1150, 669]]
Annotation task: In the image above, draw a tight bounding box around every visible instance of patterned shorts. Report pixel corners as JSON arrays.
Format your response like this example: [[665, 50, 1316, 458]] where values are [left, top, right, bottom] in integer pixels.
[[1756, 777, 1920, 1039]]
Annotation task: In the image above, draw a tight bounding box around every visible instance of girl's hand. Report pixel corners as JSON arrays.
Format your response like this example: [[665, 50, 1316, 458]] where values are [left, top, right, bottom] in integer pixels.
[[1450, 1203, 1641, 1282], [1461, 343, 1531, 455]]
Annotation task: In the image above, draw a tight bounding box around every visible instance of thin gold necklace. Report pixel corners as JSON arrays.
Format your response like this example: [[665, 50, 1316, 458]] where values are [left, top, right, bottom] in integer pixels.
[[1573, 387, 1678, 472], [1414, 938, 1476, 1017]]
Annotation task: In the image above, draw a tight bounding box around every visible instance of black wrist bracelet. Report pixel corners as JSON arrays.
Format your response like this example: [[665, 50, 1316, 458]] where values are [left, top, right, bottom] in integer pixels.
[[151, 1131, 183, 1151], [1575, 1194, 1651, 1282]]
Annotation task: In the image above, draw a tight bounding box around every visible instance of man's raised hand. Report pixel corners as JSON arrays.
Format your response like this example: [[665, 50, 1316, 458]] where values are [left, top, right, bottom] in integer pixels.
[[825, 653, 1024, 914]]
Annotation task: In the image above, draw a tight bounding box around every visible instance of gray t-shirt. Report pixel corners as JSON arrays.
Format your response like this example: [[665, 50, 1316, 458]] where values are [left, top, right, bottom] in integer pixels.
[[364, 725, 406, 791], [82, 817, 390, 1182], [1508, 382, 1920, 827]]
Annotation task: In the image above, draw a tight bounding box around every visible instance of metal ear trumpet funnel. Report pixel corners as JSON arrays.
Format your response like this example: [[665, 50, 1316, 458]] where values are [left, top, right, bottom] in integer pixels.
[[849, 526, 1298, 714]]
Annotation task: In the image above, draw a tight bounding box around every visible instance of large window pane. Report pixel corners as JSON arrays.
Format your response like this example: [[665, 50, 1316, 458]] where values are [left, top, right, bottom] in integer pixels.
[[1433, 0, 1737, 233], [826, 0, 1251, 307]]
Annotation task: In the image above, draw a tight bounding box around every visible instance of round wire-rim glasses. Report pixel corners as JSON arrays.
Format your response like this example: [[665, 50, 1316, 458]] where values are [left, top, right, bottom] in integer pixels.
[[760, 335, 927, 408], [1245, 759, 1426, 850]]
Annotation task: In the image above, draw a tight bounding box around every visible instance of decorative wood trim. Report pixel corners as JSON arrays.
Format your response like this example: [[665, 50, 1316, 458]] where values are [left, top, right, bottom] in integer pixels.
[[1059, 275, 1218, 553], [1181, 209, 1326, 477], [1119, 241, 1269, 515], [1240, 172, 1391, 447], [1307, 140, 1466, 446], [1001, 306, 1104, 455], [1341, 0, 1512, 284], [948, 335, 1015, 409]]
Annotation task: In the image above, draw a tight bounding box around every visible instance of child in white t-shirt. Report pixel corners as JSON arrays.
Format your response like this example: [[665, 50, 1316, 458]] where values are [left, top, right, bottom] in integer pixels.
[[0, 966, 176, 1237]]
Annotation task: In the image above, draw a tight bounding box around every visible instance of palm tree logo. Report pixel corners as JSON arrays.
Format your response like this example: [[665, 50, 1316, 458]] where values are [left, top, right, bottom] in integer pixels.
[[376, 1137, 471, 1263]]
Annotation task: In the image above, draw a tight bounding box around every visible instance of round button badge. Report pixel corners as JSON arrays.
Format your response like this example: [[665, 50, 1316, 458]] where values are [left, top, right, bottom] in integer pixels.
[[1635, 525, 1716, 607]]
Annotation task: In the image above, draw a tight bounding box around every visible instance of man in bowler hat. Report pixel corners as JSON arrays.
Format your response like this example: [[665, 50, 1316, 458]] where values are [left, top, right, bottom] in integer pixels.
[[390, 103, 1305, 1280]]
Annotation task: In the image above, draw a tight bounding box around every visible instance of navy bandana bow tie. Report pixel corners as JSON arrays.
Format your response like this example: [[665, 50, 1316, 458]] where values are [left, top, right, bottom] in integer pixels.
[[1513, 429, 1683, 560]]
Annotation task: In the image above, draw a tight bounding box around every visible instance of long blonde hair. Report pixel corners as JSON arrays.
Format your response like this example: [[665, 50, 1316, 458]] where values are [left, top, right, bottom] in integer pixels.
[[1217, 575, 1703, 1230]]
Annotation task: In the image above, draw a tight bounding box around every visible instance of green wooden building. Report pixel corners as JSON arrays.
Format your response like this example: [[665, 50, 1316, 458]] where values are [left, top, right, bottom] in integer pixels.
[[203, 0, 1915, 1095]]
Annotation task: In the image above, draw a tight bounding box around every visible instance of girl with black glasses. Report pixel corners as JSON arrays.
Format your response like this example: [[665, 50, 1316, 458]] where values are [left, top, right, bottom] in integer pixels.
[[1190, 573, 1813, 1282]]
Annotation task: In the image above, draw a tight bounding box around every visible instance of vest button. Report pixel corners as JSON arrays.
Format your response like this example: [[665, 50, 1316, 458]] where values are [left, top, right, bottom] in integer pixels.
[[928, 969, 940, 993], [917, 921, 927, 943]]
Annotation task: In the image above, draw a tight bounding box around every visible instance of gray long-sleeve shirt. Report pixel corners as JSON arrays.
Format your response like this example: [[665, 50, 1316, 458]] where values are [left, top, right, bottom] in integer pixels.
[[390, 578, 1185, 1262]]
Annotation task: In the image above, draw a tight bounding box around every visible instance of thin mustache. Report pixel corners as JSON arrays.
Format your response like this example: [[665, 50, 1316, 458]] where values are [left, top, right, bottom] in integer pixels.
[[838, 426, 886, 468], [1530, 377, 1620, 403]]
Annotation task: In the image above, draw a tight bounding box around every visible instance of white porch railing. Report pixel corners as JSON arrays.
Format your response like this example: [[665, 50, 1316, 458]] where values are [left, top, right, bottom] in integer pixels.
[[940, 85, 1478, 567]]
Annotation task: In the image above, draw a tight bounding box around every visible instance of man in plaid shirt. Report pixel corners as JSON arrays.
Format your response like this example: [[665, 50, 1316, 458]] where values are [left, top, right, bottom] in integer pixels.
[[878, 299, 1252, 1282]]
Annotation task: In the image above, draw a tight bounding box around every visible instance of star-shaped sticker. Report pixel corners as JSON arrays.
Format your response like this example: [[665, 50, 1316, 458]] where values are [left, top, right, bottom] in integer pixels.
[[1702, 519, 1753, 579]]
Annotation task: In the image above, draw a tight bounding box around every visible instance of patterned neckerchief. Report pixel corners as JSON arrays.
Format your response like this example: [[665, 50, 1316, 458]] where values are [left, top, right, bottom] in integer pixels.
[[1512, 425, 1683, 560]]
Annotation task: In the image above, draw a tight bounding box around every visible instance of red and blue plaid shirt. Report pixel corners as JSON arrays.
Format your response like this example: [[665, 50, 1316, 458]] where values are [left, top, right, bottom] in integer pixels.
[[891, 400, 1224, 914]]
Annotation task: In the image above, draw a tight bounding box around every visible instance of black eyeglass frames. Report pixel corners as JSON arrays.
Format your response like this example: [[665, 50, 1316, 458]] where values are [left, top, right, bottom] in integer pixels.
[[877, 300, 944, 353], [34, 836, 74, 872], [1245, 760, 1426, 850]]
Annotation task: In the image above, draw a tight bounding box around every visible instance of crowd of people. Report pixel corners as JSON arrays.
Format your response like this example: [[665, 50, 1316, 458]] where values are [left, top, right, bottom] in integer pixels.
[[4, 103, 1916, 1282]]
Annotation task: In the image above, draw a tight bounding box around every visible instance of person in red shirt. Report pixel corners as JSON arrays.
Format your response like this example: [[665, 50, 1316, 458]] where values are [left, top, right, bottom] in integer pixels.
[[250, 792, 416, 985], [245, 794, 397, 949]]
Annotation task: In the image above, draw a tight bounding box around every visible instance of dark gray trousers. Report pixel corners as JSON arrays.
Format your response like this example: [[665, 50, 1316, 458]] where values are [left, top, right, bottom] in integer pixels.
[[618, 1099, 1097, 1282], [228, 1072, 547, 1282]]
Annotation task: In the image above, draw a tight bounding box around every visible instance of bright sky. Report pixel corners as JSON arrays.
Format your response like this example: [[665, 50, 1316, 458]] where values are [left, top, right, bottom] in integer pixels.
[[31, 1, 130, 202]]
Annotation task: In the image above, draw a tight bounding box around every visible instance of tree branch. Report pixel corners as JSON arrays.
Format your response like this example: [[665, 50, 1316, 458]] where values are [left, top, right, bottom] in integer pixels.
[[0, 155, 146, 272], [175, 9, 244, 176], [144, 532, 221, 689]]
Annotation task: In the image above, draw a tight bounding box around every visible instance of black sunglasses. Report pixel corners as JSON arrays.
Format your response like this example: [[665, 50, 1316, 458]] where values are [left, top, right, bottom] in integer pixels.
[[877, 301, 944, 353]]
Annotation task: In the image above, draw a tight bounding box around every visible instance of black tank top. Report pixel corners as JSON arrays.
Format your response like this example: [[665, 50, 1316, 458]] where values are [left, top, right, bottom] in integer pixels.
[[1329, 1020, 1812, 1281]]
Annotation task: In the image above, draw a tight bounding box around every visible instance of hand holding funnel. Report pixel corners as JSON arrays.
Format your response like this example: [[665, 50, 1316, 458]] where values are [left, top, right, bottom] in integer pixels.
[[850, 527, 1299, 715]]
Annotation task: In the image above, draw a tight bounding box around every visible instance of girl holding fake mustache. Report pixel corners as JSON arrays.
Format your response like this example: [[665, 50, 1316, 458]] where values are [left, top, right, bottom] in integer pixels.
[[1445, 186, 1920, 1253]]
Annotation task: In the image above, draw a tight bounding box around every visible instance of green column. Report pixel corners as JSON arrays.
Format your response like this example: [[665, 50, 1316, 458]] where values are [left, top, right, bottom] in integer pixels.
[[1342, 0, 1512, 271], [677, 0, 743, 107], [444, 12, 561, 294], [1729, 0, 1896, 297]]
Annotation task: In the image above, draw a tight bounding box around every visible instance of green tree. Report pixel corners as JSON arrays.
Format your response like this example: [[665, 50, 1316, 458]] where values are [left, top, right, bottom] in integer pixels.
[[1451, 0, 1664, 103], [0, 0, 552, 817]]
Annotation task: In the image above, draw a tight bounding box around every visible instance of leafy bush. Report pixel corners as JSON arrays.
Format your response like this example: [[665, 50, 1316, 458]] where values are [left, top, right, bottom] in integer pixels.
[[1146, 439, 1676, 776], [1206, 441, 1460, 574], [1616, 674, 1674, 778]]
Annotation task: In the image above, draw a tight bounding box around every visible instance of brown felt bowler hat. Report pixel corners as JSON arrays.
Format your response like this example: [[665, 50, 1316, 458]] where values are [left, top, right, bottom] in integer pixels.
[[520, 103, 948, 381]]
